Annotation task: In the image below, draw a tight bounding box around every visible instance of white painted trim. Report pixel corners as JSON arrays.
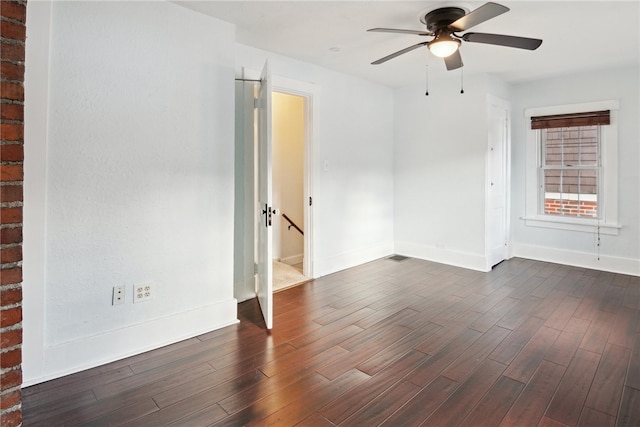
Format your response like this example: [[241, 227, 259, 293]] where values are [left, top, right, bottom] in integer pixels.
[[23, 298, 239, 386], [521, 216, 621, 235], [271, 76, 320, 280], [395, 241, 490, 272], [512, 243, 639, 277], [545, 192, 598, 202], [524, 100, 620, 118], [280, 254, 304, 266], [314, 240, 394, 277], [243, 68, 321, 280]]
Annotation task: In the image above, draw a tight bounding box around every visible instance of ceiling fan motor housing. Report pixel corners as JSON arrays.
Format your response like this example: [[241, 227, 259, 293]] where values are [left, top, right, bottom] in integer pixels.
[[421, 7, 466, 32]]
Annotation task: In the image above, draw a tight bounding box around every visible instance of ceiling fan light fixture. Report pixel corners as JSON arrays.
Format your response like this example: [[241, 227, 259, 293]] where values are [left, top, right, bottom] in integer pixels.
[[428, 33, 460, 57]]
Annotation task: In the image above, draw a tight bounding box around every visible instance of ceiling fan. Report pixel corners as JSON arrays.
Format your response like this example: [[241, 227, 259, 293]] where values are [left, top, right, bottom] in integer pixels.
[[368, 2, 542, 71]]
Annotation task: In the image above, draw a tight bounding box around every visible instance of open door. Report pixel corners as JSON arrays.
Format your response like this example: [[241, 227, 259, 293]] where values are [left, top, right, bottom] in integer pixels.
[[256, 61, 274, 329]]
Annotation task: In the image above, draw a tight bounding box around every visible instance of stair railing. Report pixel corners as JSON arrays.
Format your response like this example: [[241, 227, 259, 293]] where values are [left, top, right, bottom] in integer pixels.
[[282, 213, 304, 236]]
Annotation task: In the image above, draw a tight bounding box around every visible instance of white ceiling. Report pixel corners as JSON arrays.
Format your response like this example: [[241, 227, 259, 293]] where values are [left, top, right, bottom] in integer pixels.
[[176, 1, 640, 88]]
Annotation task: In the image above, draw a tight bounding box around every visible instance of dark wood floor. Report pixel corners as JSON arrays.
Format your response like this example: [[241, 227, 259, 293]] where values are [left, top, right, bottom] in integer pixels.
[[22, 257, 640, 426]]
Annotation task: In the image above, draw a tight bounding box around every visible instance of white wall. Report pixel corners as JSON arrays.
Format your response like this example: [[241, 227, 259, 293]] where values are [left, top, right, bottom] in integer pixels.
[[272, 92, 305, 264], [394, 67, 639, 276], [511, 66, 640, 275], [24, 1, 238, 385], [233, 44, 395, 294], [394, 74, 498, 271]]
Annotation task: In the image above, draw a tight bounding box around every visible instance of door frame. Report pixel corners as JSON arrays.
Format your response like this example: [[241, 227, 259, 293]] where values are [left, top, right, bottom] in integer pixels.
[[270, 76, 320, 279]]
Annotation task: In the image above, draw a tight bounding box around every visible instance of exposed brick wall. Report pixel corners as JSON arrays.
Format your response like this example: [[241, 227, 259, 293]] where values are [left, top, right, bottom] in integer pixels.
[[544, 199, 598, 218], [1, 1, 26, 425]]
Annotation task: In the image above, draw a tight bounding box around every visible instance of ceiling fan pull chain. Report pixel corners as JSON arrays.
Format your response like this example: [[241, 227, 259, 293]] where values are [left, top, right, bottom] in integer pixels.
[[425, 58, 429, 96], [460, 67, 464, 94]]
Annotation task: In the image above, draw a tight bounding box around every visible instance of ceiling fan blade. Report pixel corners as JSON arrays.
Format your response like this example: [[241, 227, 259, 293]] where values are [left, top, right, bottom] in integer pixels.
[[450, 2, 509, 31], [444, 49, 463, 70], [371, 42, 428, 65], [368, 28, 433, 36], [462, 32, 542, 50]]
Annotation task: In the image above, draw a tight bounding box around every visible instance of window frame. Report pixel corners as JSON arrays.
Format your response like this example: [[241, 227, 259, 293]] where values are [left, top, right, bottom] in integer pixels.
[[524, 100, 620, 235]]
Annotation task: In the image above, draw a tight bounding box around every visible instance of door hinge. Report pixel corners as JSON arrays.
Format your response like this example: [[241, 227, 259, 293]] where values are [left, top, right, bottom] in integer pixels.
[[253, 263, 258, 275], [309, 196, 313, 206], [253, 98, 259, 109]]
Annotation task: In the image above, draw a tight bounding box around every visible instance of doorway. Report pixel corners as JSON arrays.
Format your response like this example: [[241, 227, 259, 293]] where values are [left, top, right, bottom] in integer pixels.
[[234, 69, 319, 327], [271, 91, 311, 292]]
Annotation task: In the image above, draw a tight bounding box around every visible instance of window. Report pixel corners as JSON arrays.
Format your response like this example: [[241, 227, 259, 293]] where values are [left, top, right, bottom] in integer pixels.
[[524, 101, 620, 235], [535, 110, 609, 219]]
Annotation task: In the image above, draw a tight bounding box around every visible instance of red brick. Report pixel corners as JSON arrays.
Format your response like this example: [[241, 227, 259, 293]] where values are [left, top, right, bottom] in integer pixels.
[[0, 307, 21, 328], [0, 268, 21, 286], [0, 41, 24, 63], [0, 144, 22, 162], [0, 62, 24, 82], [0, 20, 25, 41], [0, 227, 21, 245], [0, 329, 21, 348], [0, 347, 20, 369], [0, 164, 23, 181], [0, 246, 21, 264], [0, 123, 24, 141], [0, 123, 23, 141], [0, 104, 23, 121], [0, 207, 21, 223], [0, 1, 27, 23], [0, 389, 21, 412], [0, 287, 21, 305], [0, 3, 24, 422], [0, 83, 23, 103], [0, 407, 22, 426], [0, 185, 21, 203], [0, 369, 21, 391]]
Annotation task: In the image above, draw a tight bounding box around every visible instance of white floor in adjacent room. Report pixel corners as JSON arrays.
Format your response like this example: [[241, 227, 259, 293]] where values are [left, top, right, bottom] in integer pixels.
[[273, 260, 311, 292]]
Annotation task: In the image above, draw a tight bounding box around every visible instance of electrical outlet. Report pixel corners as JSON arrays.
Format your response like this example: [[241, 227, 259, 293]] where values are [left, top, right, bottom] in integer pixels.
[[112, 285, 125, 305], [134, 283, 153, 303]]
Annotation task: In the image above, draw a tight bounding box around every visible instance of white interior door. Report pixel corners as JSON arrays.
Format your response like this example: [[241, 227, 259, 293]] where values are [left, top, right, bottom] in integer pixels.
[[487, 101, 509, 269], [256, 61, 273, 329]]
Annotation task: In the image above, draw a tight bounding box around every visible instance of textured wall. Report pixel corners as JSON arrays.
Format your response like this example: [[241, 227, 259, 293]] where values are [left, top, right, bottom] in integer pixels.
[[23, 1, 238, 385]]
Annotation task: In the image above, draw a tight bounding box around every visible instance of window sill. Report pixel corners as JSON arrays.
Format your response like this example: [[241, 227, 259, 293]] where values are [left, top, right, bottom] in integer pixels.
[[522, 216, 621, 235]]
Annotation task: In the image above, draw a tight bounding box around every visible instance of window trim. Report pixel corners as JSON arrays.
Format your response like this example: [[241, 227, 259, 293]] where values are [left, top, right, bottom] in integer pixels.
[[523, 100, 620, 235]]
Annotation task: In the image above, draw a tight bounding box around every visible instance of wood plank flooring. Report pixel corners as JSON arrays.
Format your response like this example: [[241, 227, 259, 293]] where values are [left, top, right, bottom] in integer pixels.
[[21, 257, 640, 426]]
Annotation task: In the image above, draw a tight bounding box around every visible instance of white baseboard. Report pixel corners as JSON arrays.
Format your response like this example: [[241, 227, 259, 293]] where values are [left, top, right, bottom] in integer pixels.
[[512, 243, 640, 276], [394, 241, 490, 272], [279, 254, 303, 266], [23, 298, 238, 387], [314, 240, 394, 277]]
